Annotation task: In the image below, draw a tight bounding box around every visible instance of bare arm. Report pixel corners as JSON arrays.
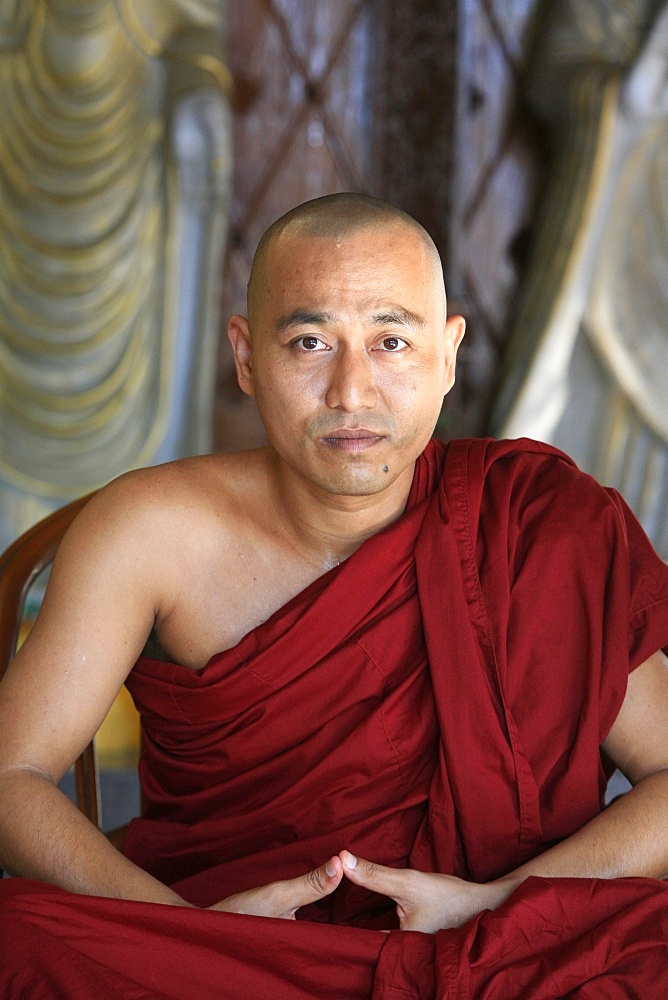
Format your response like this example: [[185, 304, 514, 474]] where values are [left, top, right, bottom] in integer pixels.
[[341, 649, 668, 930], [0, 476, 347, 918], [0, 480, 190, 905]]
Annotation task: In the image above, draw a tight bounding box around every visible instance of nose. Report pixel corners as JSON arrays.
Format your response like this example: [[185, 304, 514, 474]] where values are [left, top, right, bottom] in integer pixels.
[[325, 346, 378, 411]]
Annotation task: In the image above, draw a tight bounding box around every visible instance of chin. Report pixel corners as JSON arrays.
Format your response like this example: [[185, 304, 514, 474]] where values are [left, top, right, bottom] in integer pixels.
[[315, 464, 403, 498]]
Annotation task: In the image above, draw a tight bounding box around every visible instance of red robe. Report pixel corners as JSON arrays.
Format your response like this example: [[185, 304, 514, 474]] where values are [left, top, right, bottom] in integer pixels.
[[2, 438, 668, 998]]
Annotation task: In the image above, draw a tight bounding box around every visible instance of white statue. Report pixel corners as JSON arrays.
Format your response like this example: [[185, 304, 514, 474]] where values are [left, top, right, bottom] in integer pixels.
[[491, 0, 668, 556]]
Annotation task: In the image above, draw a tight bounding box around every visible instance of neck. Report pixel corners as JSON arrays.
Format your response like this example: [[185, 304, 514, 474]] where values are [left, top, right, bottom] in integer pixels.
[[268, 452, 415, 571]]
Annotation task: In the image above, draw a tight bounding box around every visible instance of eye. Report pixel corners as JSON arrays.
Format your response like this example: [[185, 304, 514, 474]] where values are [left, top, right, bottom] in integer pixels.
[[291, 335, 329, 352], [376, 336, 409, 352]]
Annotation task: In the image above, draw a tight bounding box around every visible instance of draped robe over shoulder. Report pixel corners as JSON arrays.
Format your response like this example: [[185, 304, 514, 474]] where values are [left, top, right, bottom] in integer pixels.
[[2, 438, 668, 999]]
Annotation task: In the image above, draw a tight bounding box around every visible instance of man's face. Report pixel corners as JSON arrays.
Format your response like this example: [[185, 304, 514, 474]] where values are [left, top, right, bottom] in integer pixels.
[[230, 222, 464, 500]]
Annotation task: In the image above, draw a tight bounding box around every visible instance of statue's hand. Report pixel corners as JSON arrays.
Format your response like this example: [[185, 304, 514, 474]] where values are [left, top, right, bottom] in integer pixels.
[[622, 6, 668, 116]]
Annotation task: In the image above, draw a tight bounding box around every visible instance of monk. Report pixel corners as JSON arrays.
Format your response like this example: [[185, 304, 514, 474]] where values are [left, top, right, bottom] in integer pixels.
[[0, 193, 667, 998]]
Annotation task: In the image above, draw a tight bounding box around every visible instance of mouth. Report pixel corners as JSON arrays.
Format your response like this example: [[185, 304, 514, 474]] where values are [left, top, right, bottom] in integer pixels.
[[320, 429, 386, 453]]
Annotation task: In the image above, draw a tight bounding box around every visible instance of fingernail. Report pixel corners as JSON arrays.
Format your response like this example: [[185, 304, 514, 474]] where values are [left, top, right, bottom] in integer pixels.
[[325, 861, 337, 877], [343, 852, 357, 870]]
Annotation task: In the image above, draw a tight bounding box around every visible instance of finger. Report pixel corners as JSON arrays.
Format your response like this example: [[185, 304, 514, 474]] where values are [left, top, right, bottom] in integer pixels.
[[339, 851, 407, 901], [276, 855, 344, 914]]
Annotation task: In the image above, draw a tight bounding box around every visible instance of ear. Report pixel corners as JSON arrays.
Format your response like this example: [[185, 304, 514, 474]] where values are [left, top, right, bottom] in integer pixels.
[[443, 314, 466, 393], [227, 315, 255, 398]]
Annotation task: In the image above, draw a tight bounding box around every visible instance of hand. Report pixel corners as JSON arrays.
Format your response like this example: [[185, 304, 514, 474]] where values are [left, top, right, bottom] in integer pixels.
[[622, 5, 668, 116], [340, 851, 513, 932], [208, 855, 344, 919]]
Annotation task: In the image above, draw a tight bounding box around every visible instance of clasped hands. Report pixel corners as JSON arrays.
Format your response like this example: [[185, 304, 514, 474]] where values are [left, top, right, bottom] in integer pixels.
[[209, 851, 514, 932]]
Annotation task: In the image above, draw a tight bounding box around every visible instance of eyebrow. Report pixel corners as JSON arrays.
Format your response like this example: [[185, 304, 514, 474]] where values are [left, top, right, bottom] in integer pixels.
[[371, 307, 426, 329], [275, 306, 426, 331], [276, 309, 336, 330]]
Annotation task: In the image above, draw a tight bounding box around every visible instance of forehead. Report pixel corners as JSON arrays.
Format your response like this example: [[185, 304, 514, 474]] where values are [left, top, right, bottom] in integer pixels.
[[261, 223, 441, 308]]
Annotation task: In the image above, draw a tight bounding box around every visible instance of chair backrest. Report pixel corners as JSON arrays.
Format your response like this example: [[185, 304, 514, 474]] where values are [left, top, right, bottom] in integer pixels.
[[0, 493, 101, 827]]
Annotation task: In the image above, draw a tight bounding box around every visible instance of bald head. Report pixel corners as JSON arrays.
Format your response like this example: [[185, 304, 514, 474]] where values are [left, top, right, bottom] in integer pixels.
[[228, 192, 466, 494], [247, 193, 445, 325]]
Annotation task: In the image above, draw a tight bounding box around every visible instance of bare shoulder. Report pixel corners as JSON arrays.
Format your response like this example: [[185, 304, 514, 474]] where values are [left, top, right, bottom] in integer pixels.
[[20, 448, 275, 674], [67, 447, 271, 548], [47, 448, 271, 628]]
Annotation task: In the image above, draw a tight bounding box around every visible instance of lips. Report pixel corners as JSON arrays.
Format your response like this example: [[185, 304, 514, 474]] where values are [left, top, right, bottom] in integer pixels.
[[320, 429, 385, 452]]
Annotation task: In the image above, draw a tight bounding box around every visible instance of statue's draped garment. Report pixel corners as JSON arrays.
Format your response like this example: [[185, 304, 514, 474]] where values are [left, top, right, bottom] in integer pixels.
[[0, 1, 232, 549]]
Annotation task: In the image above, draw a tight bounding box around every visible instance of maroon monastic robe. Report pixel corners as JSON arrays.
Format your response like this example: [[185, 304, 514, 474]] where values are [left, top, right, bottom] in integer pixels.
[[2, 438, 668, 998]]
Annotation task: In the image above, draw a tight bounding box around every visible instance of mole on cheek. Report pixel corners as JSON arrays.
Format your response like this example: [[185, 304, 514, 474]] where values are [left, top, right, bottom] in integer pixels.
[[383, 466, 389, 473]]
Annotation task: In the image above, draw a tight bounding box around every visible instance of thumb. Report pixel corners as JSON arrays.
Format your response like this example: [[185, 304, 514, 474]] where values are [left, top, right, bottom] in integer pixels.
[[279, 855, 344, 913], [339, 851, 406, 901]]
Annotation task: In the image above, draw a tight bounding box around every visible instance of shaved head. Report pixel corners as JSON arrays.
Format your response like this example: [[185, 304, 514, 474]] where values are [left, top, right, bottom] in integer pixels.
[[247, 193, 445, 326]]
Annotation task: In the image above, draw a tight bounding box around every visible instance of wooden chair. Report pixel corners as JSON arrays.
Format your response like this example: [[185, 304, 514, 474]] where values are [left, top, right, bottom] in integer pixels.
[[0, 494, 102, 828]]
